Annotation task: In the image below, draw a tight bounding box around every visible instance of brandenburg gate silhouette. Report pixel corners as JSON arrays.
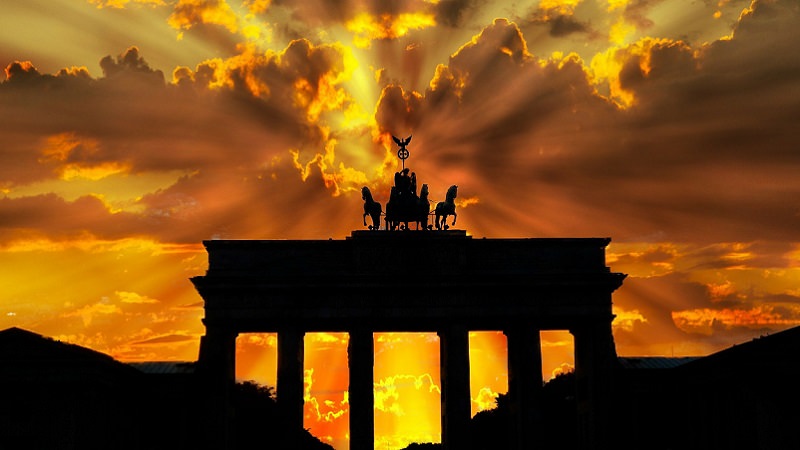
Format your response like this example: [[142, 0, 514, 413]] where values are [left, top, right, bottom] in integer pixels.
[[192, 135, 625, 449], [191, 231, 626, 450]]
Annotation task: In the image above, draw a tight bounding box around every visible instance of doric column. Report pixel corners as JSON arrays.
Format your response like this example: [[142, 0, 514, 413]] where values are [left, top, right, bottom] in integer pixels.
[[197, 323, 237, 450], [348, 328, 375, 450], [505, 326, 544, 450], [198, 323, 238, 382], [438, 325, 471, 450], [277, 328, 305, 446], [571, 318, 616, 450]]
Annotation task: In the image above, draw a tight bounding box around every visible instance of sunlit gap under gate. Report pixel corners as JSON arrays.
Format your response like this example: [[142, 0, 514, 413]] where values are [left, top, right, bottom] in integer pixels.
[[234, 331, 575, 450]]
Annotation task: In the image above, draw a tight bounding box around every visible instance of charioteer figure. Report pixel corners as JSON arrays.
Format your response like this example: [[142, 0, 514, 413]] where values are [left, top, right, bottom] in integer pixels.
[[394, 168, 412, 197]]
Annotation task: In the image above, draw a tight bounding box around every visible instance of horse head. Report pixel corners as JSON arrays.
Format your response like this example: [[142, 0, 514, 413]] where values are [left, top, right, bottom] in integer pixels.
[[361, 186, 371, 200], [447, 185, 458, 201]]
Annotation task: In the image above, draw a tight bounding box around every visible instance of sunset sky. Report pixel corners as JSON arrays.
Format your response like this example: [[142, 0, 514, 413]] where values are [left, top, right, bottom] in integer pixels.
[[2, 0, 799, 448]]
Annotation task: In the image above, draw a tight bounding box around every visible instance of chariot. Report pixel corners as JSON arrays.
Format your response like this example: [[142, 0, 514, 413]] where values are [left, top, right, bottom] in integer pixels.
[[361, 135, 458, 231]]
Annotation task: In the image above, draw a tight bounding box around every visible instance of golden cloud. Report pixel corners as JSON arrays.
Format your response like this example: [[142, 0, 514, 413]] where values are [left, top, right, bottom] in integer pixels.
[[168, 0, 239, 34], [305, 367, 349, 422], [115, 290, 159, 304], [244, 0, 271, 14], [550, 362, 575, 379], [62, 299, 123, 327], [612, 307, 648, 332], [472, 386, 499, 411], [374, 373, 441, 414], [39, 133, 131, 181], [672, 306, 800, 335], [346, 12, 436, 48], [539, 0, 583, 17]]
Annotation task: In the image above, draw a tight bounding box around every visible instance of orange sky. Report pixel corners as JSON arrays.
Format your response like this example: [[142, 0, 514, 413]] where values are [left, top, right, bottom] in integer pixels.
[[2, 1, 800, 449]]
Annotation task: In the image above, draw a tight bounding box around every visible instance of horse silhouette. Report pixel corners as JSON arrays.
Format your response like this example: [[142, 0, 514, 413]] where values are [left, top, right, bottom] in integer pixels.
[[361, 186, 382, 230], [435, 185, 458, 230]]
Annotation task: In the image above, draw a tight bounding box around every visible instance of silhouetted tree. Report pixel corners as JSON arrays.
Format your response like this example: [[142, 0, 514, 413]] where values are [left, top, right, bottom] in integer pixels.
[[540, 372, 577, 449], [232, 381, 333, 450], [401, 373, 578, 450], [469, 393, 510, 449]]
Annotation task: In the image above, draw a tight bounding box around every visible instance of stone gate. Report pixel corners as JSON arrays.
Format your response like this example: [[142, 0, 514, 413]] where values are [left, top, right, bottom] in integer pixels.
[[191, 230, 626, 449]]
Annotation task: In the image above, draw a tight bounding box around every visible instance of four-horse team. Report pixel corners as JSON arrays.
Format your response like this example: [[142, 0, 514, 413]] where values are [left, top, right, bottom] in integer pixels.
[[362, 174, 457, 231], [361, 134, 459, 231]]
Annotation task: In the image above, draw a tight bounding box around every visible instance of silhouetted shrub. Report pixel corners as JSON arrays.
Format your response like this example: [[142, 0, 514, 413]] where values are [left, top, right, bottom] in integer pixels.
[[232, 381, 333, 450], [401, 373, 578, 450]]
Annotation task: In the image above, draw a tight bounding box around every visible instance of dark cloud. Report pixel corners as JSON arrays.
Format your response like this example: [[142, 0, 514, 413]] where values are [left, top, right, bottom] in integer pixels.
[[0, 37, 371, 242], [99, 46, 164, 80], [522, 2, 596, 39], [0, 38, 354, 180], [133, 334, 196, 345], [433, 0, 486, 28], [416, 0, 800, 243], [0, 194, 145, 242], [622, 0, 659, 31], [611, 270, 798, 355], [375, 84, 424, 136], [2, 0, 799, 249], [613, 273, 709, 349], [548, 14, 590, 37], [683, 242, 797, 270], [4, 61, 42, 82]]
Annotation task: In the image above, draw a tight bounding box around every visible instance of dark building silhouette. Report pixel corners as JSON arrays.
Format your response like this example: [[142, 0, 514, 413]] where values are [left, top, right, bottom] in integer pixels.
[[613, 326, 800, 450]]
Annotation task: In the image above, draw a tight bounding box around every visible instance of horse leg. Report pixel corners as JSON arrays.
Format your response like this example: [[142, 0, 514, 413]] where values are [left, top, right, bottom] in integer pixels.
[[452, 211, 457, 226]]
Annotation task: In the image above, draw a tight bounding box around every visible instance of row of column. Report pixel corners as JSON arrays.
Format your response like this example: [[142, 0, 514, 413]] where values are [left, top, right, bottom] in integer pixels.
[[199, 322, 614, 450], [275, 325, 545, 450]]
